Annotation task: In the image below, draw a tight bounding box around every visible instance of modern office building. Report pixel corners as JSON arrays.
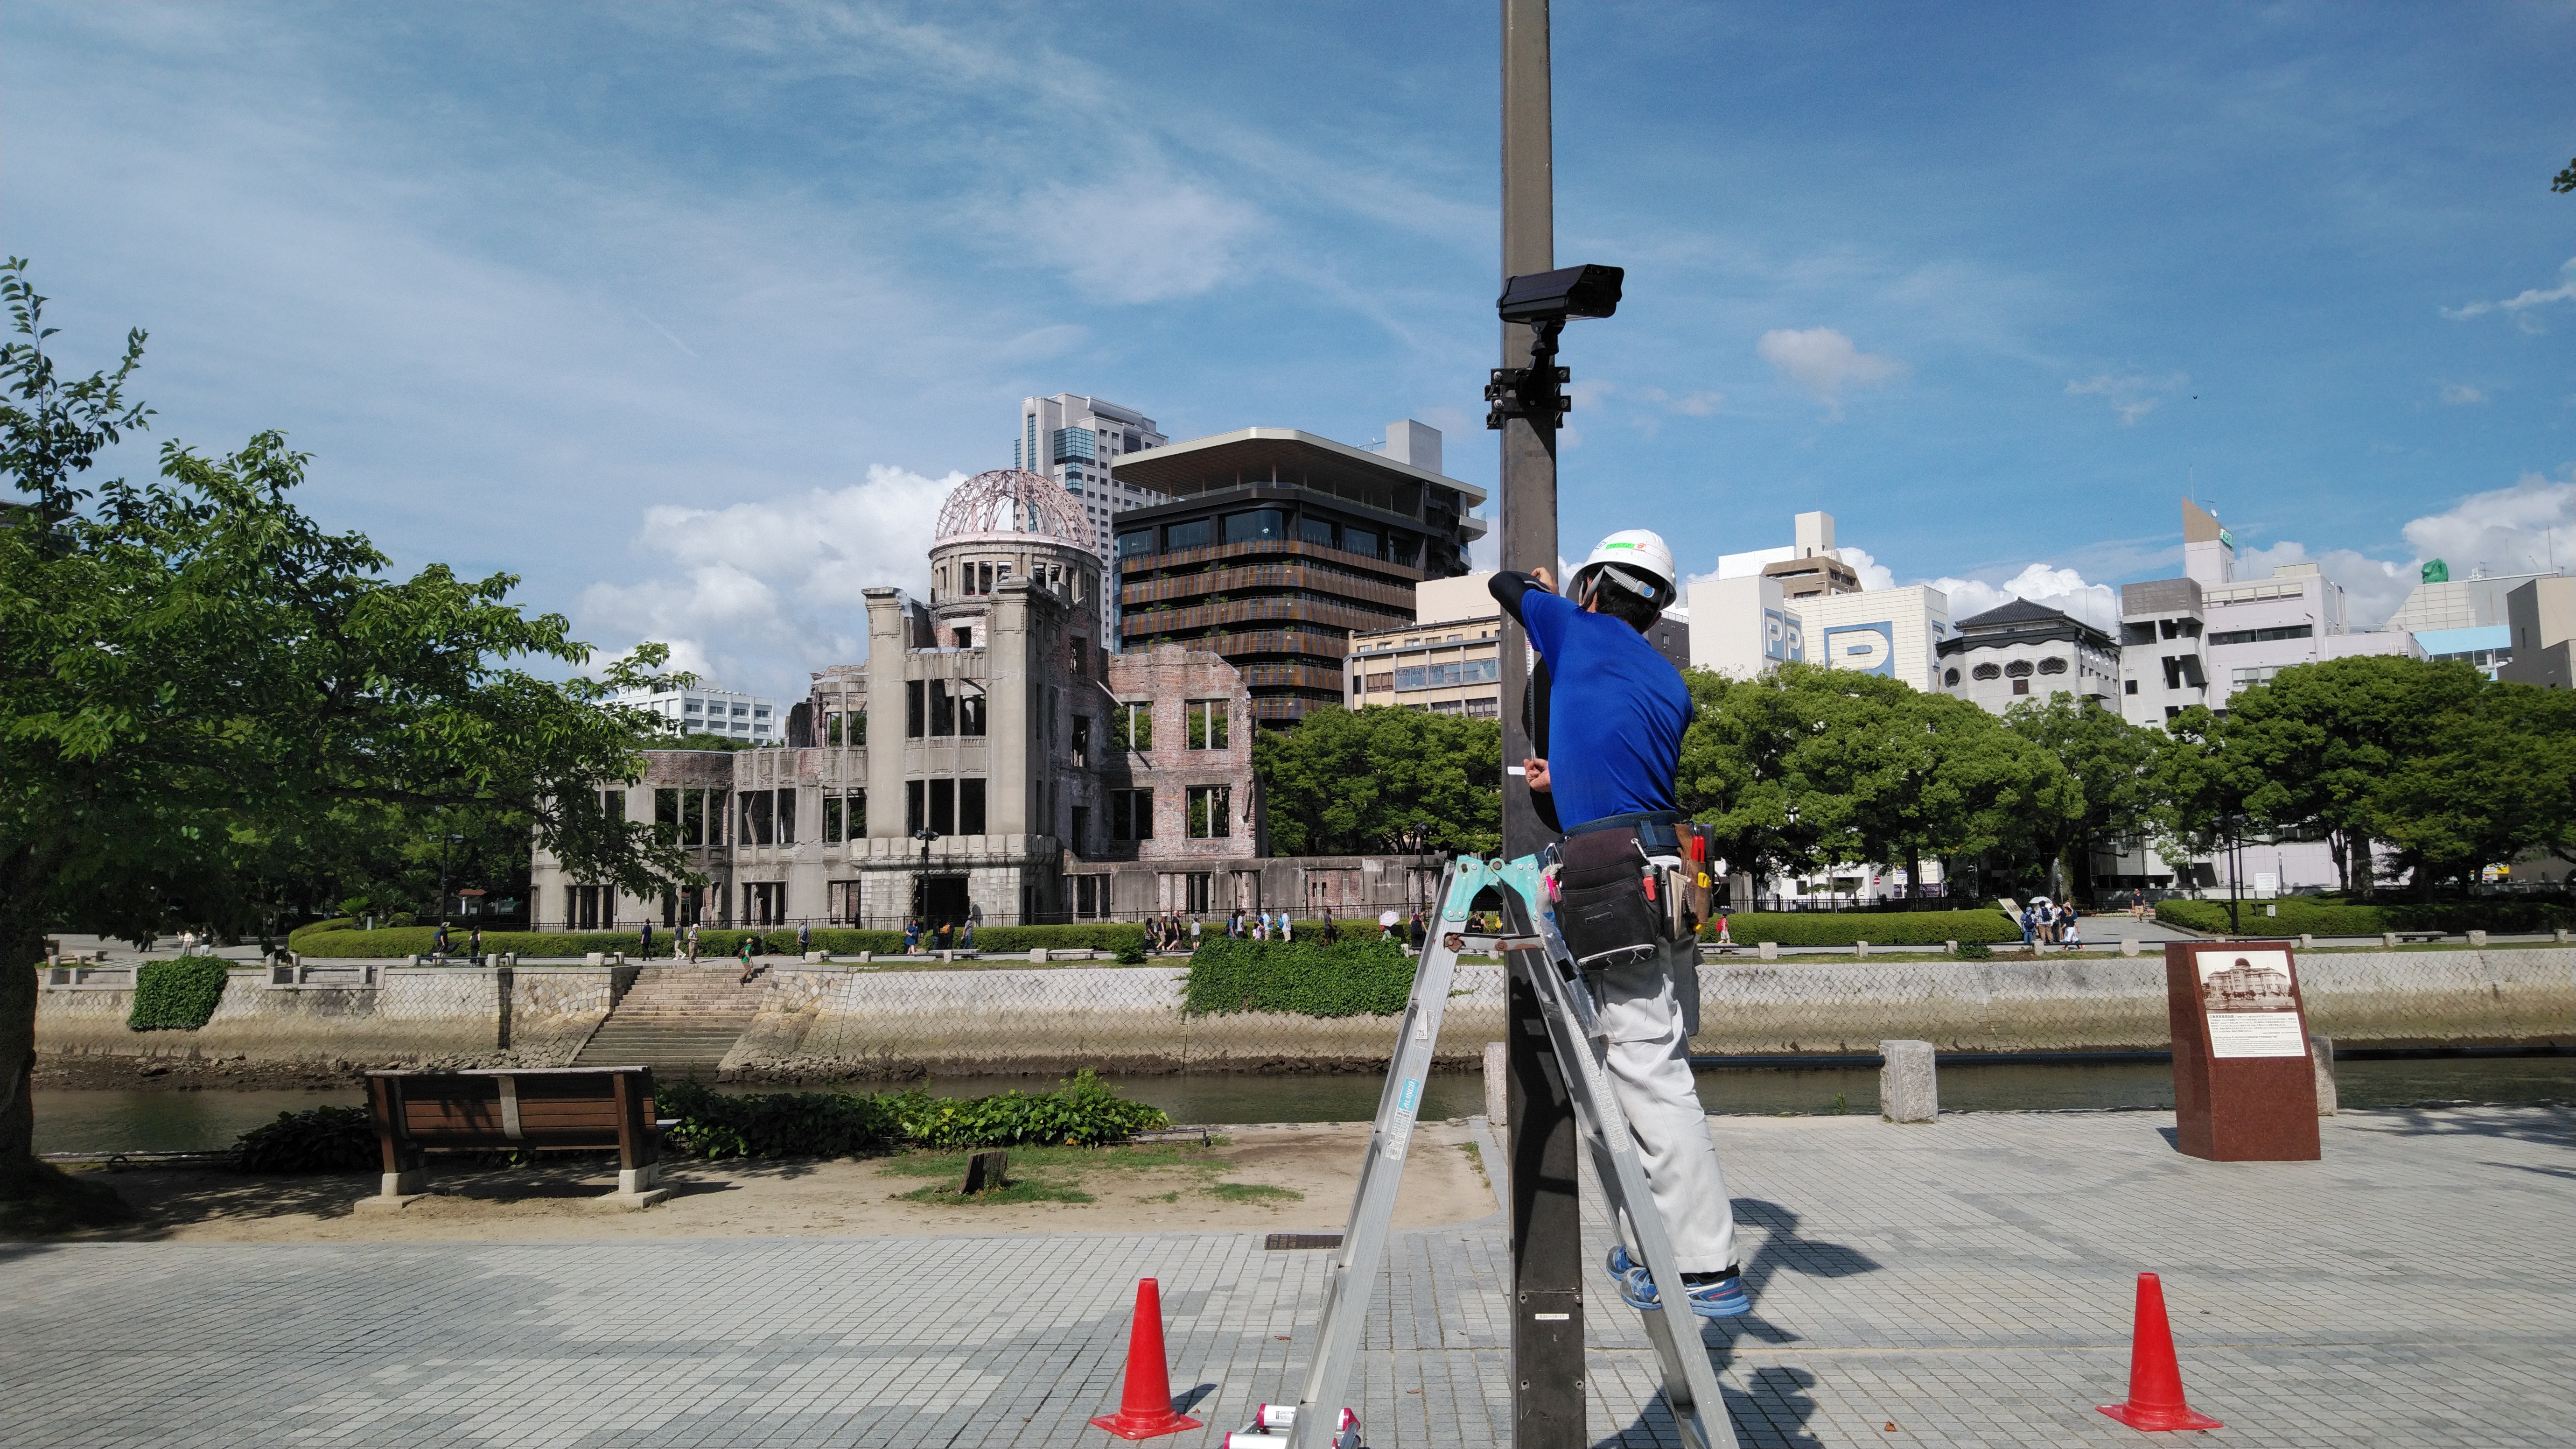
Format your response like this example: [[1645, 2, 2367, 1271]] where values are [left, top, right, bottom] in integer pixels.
[[1687, 510, 1943, 684], [1110, 420, 1487, 725], [1015, 394, 1170, 563], [2115, 499, 2419, 726], [2499, 575, 2576, 689], [611, 684, 783, 743], [532, 468, 1262, 931], [1936, 598, 2121, 713], [1342, 570, 1688, 715]]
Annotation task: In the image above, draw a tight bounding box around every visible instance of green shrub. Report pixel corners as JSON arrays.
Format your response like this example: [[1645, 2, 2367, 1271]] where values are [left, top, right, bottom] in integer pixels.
[[2154, 896, 2573, 937], [126, 958, 231, 1030], [1954, 939, 1995, 960], [657, 1069, 1169, 1159], [1184, 937, 1414, 1017], [1700, 910, 2019, 947], [234, 1106, 378, 1172]]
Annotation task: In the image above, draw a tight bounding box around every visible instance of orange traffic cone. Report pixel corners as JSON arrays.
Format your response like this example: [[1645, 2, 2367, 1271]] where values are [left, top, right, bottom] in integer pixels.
[[1092, 1278, 1204, 1440], [2098, 1273, 2224, 1431]]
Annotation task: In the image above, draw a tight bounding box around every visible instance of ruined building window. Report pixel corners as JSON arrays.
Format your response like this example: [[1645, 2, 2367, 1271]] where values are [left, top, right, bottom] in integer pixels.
[[1111, 788, 1155, 841], [824, 794, 842, 843], [924, 680, 986, 738], [1111, 702, 1153, 753], [826, 708, 864, 746], [739, 790, 775, 846], [907, 680, 925, 737], [567, 884, 612, 932], [654, 788, 680, 843], [601, 788, 626, 822], [906, 780, 924, 835], [776, 788, 795, 844], [1185, 700, 1231, 750], [959, 778, 987, 835], [1187, 785, 1232, 839], [1071, 715, 1091, 766]]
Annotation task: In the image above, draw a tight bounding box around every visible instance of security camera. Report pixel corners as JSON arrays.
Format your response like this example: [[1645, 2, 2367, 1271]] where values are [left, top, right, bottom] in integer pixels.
[[1496, 264, 1624, 325]]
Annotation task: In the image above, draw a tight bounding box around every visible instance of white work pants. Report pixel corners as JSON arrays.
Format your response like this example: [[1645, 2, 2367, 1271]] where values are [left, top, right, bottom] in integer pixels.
[[1589, 936, 1737, 1274]]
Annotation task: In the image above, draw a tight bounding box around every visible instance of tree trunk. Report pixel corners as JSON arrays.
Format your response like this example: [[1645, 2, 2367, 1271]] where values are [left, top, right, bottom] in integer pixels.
[[0, 910, 41, 1165], [1904, 844, 1923, 909]]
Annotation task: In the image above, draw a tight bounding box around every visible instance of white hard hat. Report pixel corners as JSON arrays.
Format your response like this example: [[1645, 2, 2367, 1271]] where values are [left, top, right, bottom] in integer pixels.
[[1572, 529, 1678, 609]]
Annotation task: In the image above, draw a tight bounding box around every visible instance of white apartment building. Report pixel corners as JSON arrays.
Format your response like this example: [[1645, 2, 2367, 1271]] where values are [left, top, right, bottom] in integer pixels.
[[1344, 568, 1687, 715], [612, 685, 781, 743], [1016, 394, 1170, 562], [1687, 510, 1950, 689]]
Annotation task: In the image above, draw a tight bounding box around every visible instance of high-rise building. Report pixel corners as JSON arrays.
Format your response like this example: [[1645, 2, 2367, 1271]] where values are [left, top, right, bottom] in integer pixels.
[[1687, 510, 1947, 687], [1016, 394, 1170, 563], [1110, 420, 1487, 725]]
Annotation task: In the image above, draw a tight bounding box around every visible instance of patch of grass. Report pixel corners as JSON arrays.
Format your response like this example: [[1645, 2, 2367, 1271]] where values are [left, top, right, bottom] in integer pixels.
[[0, 1160, 133, 1236], [896, 1178, 1095, 1206], [1138, 1190, 1181, 1204], [1204, 1181, 1302, 1203], [1458, 1140, 1489, 1189]]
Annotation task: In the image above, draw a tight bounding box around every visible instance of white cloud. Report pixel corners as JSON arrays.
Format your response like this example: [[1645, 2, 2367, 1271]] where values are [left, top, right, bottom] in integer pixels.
[[2443, 258, 2576, 331], [1925, 563, 2120, 635], [1834, 545, 1899, 592], [2066, 371, 2187, 425], [2438, 381, 2489, 405], [2399, 469, 2576, 582], [2220, 469, 2574, 628], [574, 465, 959, 698], [1016, 177, 1262, 303], [1755, 327, 1907, 418]]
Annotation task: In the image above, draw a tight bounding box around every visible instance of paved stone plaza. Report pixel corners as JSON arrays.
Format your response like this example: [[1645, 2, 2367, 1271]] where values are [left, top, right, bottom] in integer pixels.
[[4, 1104, 2569, 1448]]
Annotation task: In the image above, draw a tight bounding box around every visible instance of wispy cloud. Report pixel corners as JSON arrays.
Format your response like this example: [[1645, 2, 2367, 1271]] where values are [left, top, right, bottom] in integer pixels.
[[1756, 327, 1907, 419], [2443, 258, 2576, 331], [2438, 381, 2487, 405], [2066, 372, 2188, 425]]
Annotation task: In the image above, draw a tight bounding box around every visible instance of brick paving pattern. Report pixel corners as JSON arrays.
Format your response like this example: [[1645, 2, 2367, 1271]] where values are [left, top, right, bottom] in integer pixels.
[[3, 1104, 2567, 1447]]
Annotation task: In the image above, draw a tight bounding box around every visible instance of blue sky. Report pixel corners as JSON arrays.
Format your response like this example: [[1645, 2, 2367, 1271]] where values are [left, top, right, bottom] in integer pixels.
[[7, 2, 2571, 697]]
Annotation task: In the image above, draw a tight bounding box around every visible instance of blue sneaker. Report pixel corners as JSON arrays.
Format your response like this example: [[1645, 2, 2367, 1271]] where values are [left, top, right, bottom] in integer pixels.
[[1616, 1264, 1750, 1319], [1604, 1245, 1638, 1280]]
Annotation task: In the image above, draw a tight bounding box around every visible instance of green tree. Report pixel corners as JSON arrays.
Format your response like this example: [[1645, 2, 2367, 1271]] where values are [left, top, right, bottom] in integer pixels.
[[1252, 705, 1502, 856], [2004, 691, 2164, 899], [1, 261, 696, 1193], [2369, 681, 2576, 896], [2219, 656, 2484, 895]]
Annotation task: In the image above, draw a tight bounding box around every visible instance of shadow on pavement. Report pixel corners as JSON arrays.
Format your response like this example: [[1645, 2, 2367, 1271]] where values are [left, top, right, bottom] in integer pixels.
[[2351, 1104, 2573, 1147], [1601, 1364, 1822, 1449]]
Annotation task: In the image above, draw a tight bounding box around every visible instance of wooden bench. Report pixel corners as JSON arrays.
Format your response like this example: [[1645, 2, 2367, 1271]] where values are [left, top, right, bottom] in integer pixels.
[[2385, 931, 2445, 946], [364, 1066, 668, 1210]]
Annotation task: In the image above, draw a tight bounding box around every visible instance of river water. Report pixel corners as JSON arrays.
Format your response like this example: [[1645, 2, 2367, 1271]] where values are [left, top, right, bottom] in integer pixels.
[[31, 1054, 2570, 1155]]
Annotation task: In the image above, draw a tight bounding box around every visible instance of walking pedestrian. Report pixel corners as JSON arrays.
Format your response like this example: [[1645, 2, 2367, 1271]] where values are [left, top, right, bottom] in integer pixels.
[[796, 921, 811, 957], [1190, 916, 1202, 949], [468, 926, 483, 964], [639, 920, 655, 960], [433, 922, 450, 959], [737, 935, 758, 985], [2020, 903, 2037, 949], [961, 917, 975, 950], [1715, 911, 1733, 948], [1279, 911, 1293, 943]]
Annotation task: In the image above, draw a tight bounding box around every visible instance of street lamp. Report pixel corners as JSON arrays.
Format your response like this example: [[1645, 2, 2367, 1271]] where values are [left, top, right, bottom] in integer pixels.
[[911, 828, 941, 928]]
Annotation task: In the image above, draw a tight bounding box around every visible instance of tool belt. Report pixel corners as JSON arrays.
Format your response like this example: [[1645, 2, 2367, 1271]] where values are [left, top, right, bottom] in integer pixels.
[[1551, 811, 1682, 973]]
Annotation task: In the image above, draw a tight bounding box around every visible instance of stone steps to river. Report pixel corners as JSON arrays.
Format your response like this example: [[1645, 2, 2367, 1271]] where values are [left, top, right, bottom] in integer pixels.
[[573, 964, 769, 1076]]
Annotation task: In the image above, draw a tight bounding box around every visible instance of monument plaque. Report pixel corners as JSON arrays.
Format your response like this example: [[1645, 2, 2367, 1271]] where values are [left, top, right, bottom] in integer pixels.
[[2164, 941, 2320, 1161]]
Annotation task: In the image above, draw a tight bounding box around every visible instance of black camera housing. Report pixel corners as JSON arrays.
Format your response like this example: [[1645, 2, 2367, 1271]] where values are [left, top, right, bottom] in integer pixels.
[[1496, 264, 1624, 325]]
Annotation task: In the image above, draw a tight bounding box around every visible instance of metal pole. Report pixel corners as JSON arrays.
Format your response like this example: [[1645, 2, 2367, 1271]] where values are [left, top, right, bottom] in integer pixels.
[[1499, 1, 1583, 1442]]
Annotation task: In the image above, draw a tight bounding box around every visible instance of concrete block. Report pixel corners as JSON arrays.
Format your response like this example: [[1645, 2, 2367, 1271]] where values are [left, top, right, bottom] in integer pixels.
[[2557, 928, 2571, 944], [599, 1189, 671, 1210], [2382, 932, 2398, 948], [1944, 940, 1957, 955], [1482, 1041, 1508, 1127], [356, 1193, 432, 1214], [1757, 941, 1779, 961], [586, 952, 607, 965], [804, 950, 827, 963], [2467, 930, 2489, 947], [2120, 937, 2140, 957], [1855, 941, 1871, 958], [1879, 1040, 1937, 1123], [2310, 1033, 2338, 1116], [2299, 934, 2314, 950], [617, 1164, 663, 1195], [1029, 948, 1048, 964]]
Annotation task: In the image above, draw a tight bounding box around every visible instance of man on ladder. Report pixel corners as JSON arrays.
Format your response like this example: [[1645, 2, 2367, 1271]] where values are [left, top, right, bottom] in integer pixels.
[[1488, 529, 1749, 1319]]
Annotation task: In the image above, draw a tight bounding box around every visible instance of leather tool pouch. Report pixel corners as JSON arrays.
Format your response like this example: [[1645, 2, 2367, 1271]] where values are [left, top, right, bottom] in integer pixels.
[[1554, 826, 1665, 974]]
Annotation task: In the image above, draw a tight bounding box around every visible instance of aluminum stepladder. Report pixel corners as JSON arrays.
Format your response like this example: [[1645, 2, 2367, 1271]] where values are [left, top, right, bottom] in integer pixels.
[[1234, 853, 1740, 1449]]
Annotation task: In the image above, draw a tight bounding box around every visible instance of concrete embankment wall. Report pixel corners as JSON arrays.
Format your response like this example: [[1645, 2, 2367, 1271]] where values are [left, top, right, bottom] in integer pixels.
[[36, 950, 2569, 1078], [35, 966, 615, 1069], [720, 949, 2576, 1077]]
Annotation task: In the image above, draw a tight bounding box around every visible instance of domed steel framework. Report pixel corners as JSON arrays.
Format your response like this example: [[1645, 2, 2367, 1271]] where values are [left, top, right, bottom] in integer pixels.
[[933, 468, 1093, 553]]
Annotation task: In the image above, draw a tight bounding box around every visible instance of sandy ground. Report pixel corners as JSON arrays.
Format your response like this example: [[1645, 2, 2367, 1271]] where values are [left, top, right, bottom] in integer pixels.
[[50, 1121, 1496, 1243]]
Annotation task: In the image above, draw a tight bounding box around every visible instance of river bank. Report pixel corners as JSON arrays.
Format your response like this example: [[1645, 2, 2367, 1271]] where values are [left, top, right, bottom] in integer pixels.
[[36, 947, 2573, 1087]]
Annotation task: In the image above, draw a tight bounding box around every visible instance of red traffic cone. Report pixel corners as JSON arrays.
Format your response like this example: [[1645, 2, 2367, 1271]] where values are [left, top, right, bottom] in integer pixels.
[[1092, 1278, 1204, 1440], [2098, 1273, 2224, 1431]]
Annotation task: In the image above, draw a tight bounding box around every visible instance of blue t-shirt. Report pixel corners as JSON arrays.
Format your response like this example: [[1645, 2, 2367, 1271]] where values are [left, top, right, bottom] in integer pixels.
[[1518, 588, 1693, 826]]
